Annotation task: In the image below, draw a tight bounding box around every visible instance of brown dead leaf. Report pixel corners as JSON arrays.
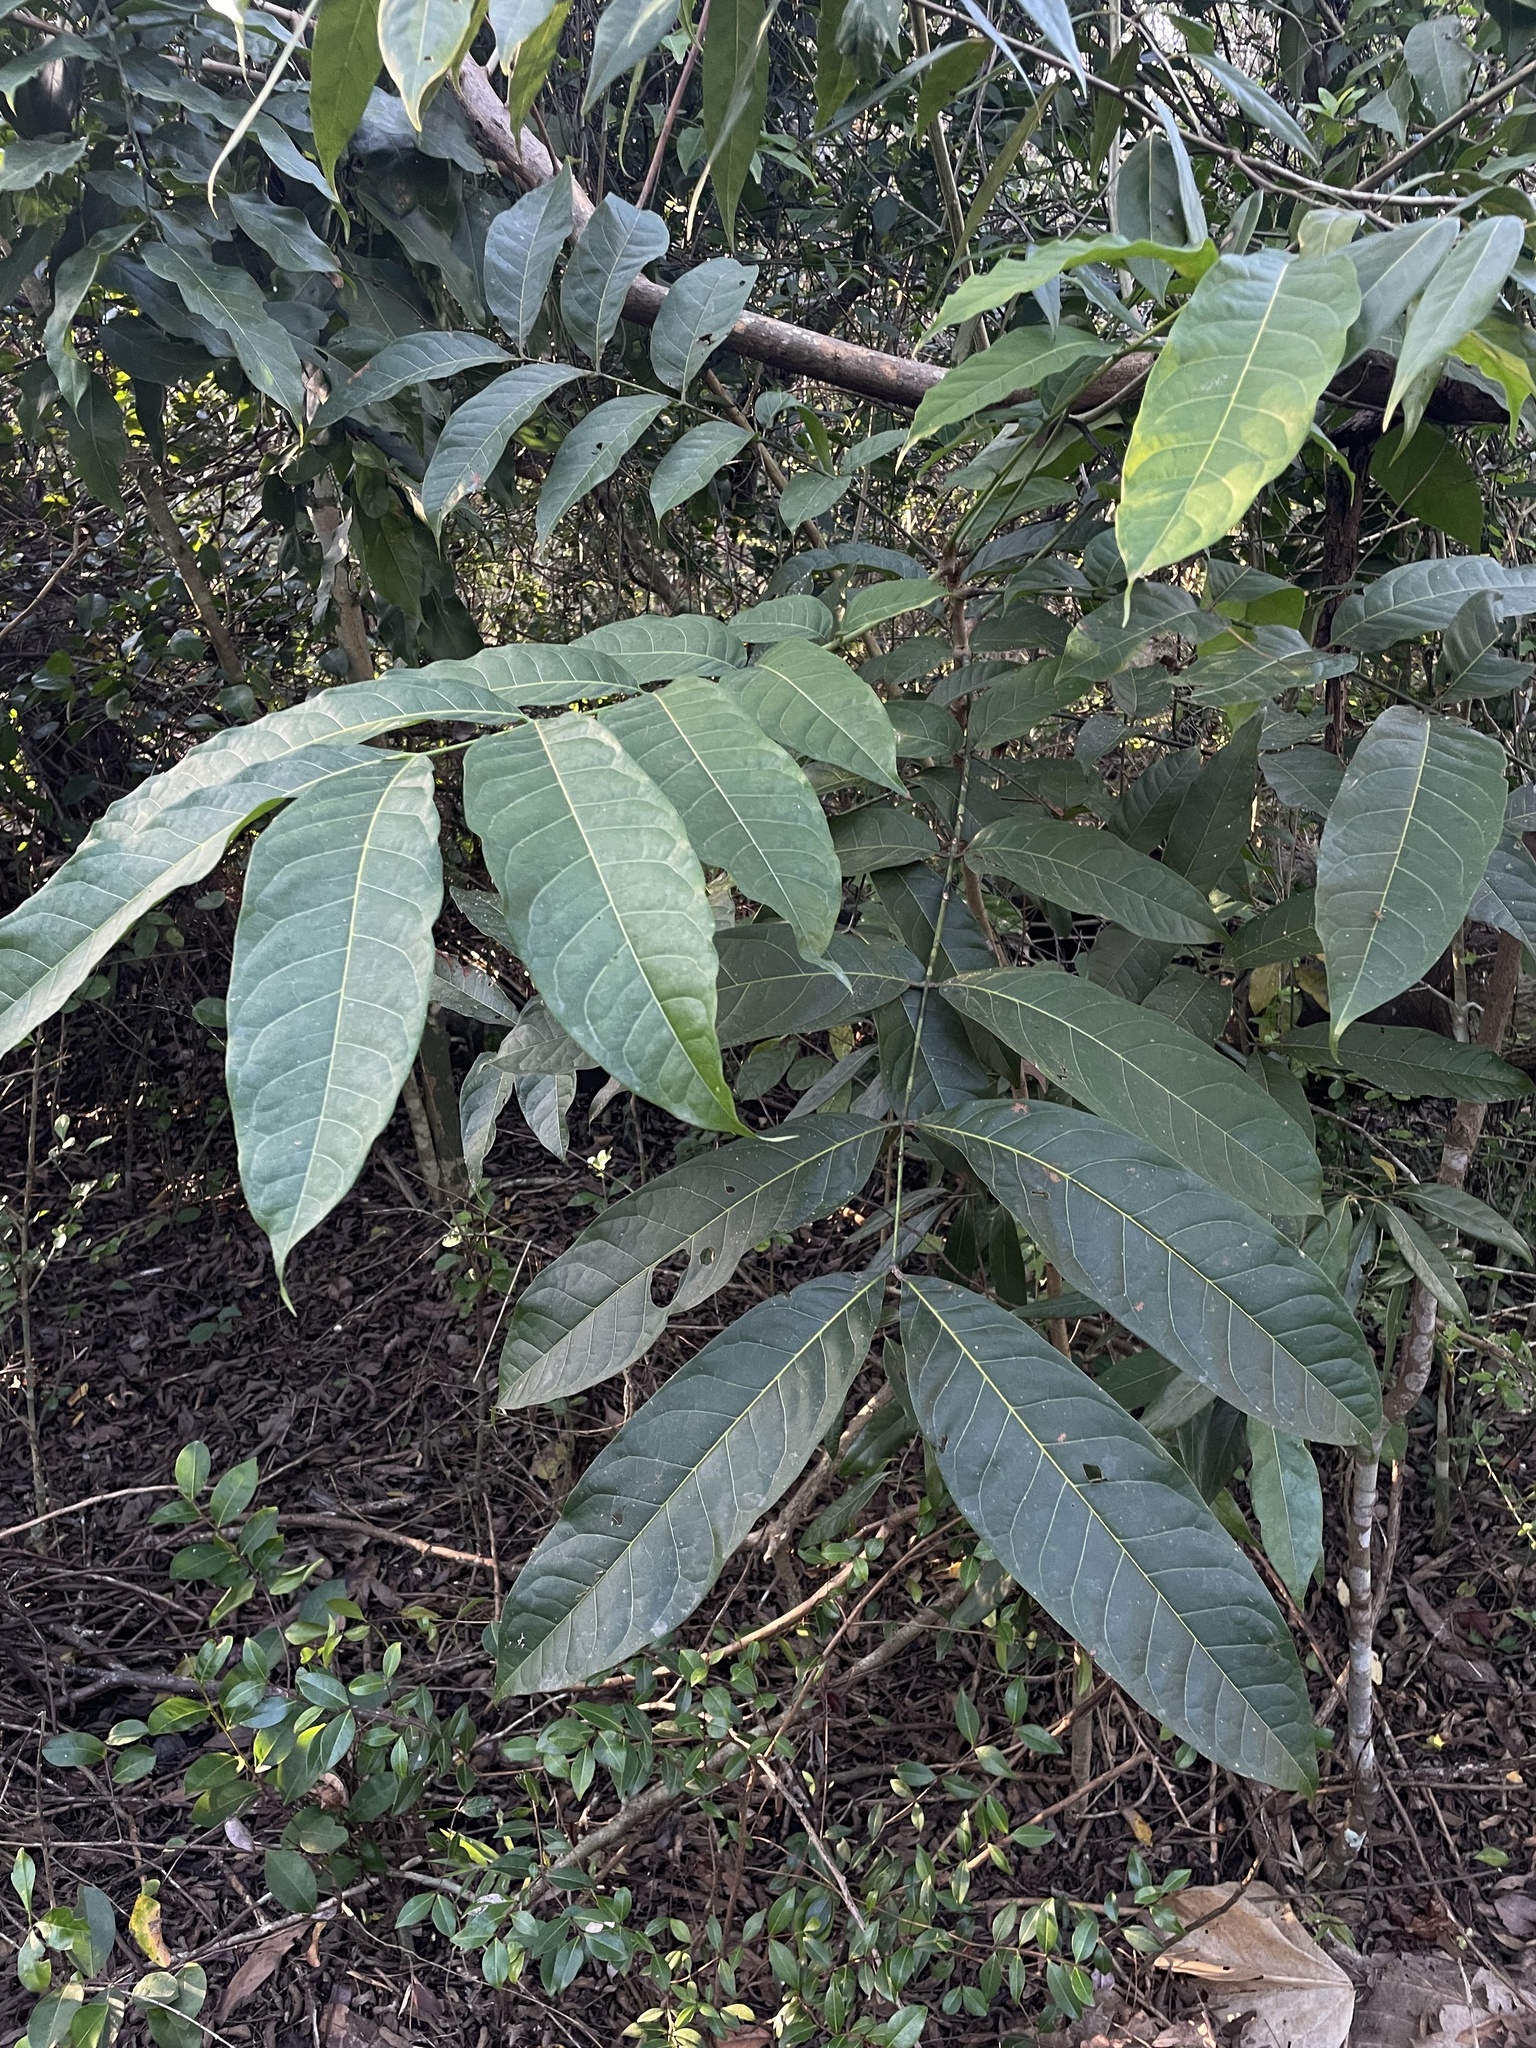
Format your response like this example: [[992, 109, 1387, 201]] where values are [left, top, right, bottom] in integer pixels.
[[1154, 1883, 1354, 2048], [217, 1925, 302, 2019], [1424, 1966, 1536, 2047], [1495, 1893, 1536, 1943], [129, 1888, 171, 1967]]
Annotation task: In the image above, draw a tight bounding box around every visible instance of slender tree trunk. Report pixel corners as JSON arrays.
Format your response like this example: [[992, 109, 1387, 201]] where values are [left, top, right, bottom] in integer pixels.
[[138, 481, 244, 683]]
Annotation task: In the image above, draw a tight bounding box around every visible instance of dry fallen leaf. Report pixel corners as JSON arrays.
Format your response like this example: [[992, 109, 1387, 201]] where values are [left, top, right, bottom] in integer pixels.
[[1154, 1883, 1354, 2048], [1494, 1891, 1536, 1943], [217, 1925, 302, 2019], [129, 1887, 171, 1967]]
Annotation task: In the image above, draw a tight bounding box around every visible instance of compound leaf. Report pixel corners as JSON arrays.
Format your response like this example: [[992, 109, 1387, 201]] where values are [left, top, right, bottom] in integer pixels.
[[422, 363, 582, 534]]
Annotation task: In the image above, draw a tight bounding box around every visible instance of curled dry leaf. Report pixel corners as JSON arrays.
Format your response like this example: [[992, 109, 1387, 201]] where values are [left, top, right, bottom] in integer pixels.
[[1154, 1883, 1354, 2048], [217, 1924, 303, 2020]]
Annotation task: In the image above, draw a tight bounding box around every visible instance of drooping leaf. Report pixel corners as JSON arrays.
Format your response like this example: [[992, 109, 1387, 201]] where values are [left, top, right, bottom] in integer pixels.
[[702, 0, 770, 241], [63, 375, 127, 510], [1245, 1420, 1322, 1607], [1316, 707, 1507, 1042], [377, 0, 478, 124], [585, 0, 679, 109], [1385, 217, 1525, 431], [498, 1116, 882, 1404], [906, 324, 1114, 446], [649, 419, 754, 518], [938, 966, 1322, 1215], [1191, 49, 1316, 161], [535, 394, 669, 541], [873, 862, 994, 979], [722, 639, 902, 793], [1161, 716, 1259, 892], [494, 1271, 879, 1691], [926, 1099, 1380, 1446], [650, 257, 758, 391], [1380, 1202, 1468, 1321], [1056, 585, 1196, 691], [422, 363, 582, 534], [1407, 1183, 1530, 1261], [576, 613, 745, 681], [311, 0, 383, 187], [227, 755, 442, 1292], [316, 333, 512, 426], [559, 195, 669, 363], [1331, 555, 1536, 651], [903, 1278, 1316, 1790], [463, 714, 740, 1132], [1008, 0, 1084, 84], [1116, 252, 1359, 585], [600, 679, 840, 952], [913, 39, 985, 139], [505, 0, 569, 123], [1404, 14, 1472, 123], [0, 743, 382, 1059], [714, 923, 919, 1043], [1438, 592, 1531, 701], [1273, 1022, 1532, 1102], [430, 952, 519, 1025], [483, 167, 575, 349], [489, 0, 562, 65], [227, 194, 338, 277], [878, 989, 996, 1117], [966, 815, 1223, 943], [1370, 425, 1483, 549], [1343, 216, 1460, 364], [140, 244, 307, 422]]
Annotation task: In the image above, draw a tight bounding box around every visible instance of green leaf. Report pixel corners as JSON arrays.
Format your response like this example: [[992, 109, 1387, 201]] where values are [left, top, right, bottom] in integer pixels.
[[464, 715, 739, 1132], [1385, 217, 1524, 432], [731, 595, 833, 644], [600, 678, 840, 951], [703, 0, 770, 243], [1112, 748, 1201, 853], [1334, 556, 1536, 651], [1116, 252, 1359, 585], [1260, 742, 1344, 818], [42, 1731, 107, 1768], [903, 1278, 1316, 1790], [715, 923, 919, 1042], [926, 1100, 1380, 1447], [1473, 832, 1536, 945], [140, 243, 307, 423], [483, 167, 574, 349], [263, 1848, 317, 1915], [1370, 424, 1483, 549], [913, 38, 985, 138], [0, 135, 85, 190], [62, 374, 127, 512], [650, 257, 757, 391], [1161, 716, 1259, 892], [1343, 216, 1460, 364], [650, 419, 753, 518], [831, 801, 940, 875], [227, 755, 442, 1288], [489, 0, 562, 63], [1275, 1021, 1532, 1102], [536, 394, 668, 542], [1407, 1183, 1530, 1261], [907, 325, 1113, 446], [1057, 585, 1196, 691], [0, 742, 378, 1060], [873, 861, 993, 977], [1191, 49, 1316, 160], [506, 0, 570, 124], [378, 0, 478, 124], [207, 1456, 259, 1526], [1380, 1203, 1468, 1321], [722, 639, 901, 792], [1404, 14, 1471, 123], [926, 234, 1215, 335], [1223, 889, 1318, 969], [1182, 633, 1356, 710], [938, 966, 1322, 1215], [966, 815, 1222, 943], [577, 613, 745, 681], [315, 332, 511, 426], [1316, 707, 1507, 1043], [422, 362, 581, 534], [227, 194, 337, 277], [779, 467, 853, 530], [878, 988, 995, 1116], [1012, 0, 1083, 82], [965, 662, 1086, 751], [494, 1272, 879, 1689], [560, 195, 669, 364], [836, 576, 943, 641], [498, 1116, 882, 1404], [45, 229, 133, 414], [586, 0, 679, 109], [1245, 1420, 1322, 1607], [311, 0, 382, 187]]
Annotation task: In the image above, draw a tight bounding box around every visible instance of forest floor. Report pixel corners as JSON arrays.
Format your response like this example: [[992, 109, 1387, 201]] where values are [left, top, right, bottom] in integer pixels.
[[7, 930, 1536, 2046]]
